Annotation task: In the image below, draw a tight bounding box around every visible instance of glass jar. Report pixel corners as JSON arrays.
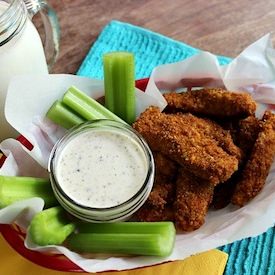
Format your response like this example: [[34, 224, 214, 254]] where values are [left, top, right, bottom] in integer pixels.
[[0, 0, 60, 141], [48, 120, 155, 222]]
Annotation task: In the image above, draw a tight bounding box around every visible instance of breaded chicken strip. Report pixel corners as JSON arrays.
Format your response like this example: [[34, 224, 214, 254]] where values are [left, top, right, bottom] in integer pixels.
[[153, 152, 178, 180], [164, 88, 256, 118], [135, 175, 174, 221], [147, 173, 175, 208], [232, 111, 275, 206], [133, 107, 240, 185], [179, 113, 242, 161], [237, 116, 260, 157], [135, 204, 174, 222], [137, 152, 176, 219], [146, 152, 177, 208], [212, 116, 260, 209], [174, 169, 214, 231], [211, 173, 239, 209]]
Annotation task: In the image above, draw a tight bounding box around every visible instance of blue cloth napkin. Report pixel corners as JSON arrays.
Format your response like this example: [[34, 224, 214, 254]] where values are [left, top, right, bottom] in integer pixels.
[[77, 20, 275, 275]]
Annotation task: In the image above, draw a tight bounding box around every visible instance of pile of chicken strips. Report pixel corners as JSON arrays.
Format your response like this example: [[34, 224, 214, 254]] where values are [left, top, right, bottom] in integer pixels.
[[132, 88, 275, 231]]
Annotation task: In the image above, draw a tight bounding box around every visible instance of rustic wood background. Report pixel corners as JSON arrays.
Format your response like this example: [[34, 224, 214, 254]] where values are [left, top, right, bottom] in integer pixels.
[[47, 0, 275, 74]]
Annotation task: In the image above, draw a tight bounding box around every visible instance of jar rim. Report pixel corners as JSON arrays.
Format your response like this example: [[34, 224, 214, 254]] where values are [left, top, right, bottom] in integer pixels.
[[48, 119, 154, 215], [0, 0, 27, 46], [0, 0, 16, 21], [51, 179, 151, 222]]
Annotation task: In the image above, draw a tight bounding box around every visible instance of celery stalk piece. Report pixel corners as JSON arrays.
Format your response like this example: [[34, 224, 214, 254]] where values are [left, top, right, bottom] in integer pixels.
[[103, 52, 136, 124], [29, 206, 76, 246], [62, 86, 125, 124], [0, 176, 58, 208], [67, 222, 176, 256], [46, 100, 85, 129], [76, 221, 173, 234]]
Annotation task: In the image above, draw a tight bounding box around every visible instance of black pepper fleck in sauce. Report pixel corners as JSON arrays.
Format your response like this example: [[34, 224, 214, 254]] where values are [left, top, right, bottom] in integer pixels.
[[56, 128, 147, 208]]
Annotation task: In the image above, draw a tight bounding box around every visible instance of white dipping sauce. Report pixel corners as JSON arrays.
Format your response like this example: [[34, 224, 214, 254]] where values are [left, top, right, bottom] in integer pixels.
[[55, 128, 148, 208], [0, 1, 48, 140]]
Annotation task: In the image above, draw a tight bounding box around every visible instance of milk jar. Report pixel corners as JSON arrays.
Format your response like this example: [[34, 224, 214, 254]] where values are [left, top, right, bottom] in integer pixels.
[[0, 0, 59, 141]]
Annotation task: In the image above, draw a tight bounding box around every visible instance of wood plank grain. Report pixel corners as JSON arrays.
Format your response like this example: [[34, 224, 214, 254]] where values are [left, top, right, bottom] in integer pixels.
[[46, 0, 275, 74]]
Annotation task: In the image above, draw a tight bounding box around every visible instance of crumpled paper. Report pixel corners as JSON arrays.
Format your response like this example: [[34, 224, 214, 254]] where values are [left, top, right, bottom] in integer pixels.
[[1, 34, 275, 273], [4, 74, 167, 169]]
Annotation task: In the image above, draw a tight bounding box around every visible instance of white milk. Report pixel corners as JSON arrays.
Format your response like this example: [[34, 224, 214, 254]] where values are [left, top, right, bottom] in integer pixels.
[[0, 1, 48, 141]]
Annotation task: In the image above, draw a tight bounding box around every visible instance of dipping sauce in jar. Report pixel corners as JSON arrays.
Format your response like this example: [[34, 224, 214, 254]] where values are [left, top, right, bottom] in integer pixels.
[[49, 120, 154, 222], [56, 128, 147, 208]]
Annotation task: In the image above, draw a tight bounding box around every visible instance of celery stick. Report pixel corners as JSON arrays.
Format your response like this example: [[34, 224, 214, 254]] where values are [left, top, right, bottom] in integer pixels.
[[77, 221, 174, 234], [67, 233, 164, 256], [67, 222, 175, 256], [29, 206, 76, 246], [0, 176, 58, 208], [46, 100, 85, 129], [103, 52, 136, 124], [62, 86, 125, 123]]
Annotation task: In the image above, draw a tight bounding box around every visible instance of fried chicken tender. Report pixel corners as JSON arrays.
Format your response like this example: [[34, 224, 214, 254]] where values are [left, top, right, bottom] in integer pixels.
[[211, 173, 238, 209], [212, 116, 261, 209], [213, 116, 261, 209], [231, 111, 275, 206], [133, 107, 240, 185], [236, 116, 260, 156], [135, 174, 175, 221], [214, 118, 239, 143], [164, 88, 256, 118], [136, 152, 177, 221], [174, 169, 214, 231], [143, 152, 177, 208], [153, 152, 178, 180], [135, 205, 174, 222], [181, 113, 242, 161], [147, 173, 175, 208]]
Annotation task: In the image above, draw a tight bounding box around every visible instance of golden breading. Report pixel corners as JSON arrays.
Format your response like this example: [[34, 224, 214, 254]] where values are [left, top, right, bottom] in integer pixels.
[[211, 174, 238, 209], [153, 152, 178, 180], [164, 88, 256, 118], [174, 169, 214, 231], [237, 116, 260, 157], [135, 204, 174, 222], [212, 116, 261, 209], [231, 111, 275, 206], [133, 107, 240, 185], [136, 152, 177, 219], [147, 174, 175, 208], [177, 113, 242, 161]]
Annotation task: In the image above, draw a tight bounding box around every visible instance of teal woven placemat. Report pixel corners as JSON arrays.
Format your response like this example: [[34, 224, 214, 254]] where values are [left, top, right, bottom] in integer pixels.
[[77, 20, 275, 275]]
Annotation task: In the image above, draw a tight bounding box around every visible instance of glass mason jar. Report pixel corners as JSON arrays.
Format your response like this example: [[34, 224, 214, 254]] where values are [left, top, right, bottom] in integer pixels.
[[48, 120, 155, 223], [0, 0, 60, 141]]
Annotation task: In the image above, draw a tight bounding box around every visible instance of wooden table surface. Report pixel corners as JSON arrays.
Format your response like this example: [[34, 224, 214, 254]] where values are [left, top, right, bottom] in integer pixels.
[[48, 0, 275, 74]]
